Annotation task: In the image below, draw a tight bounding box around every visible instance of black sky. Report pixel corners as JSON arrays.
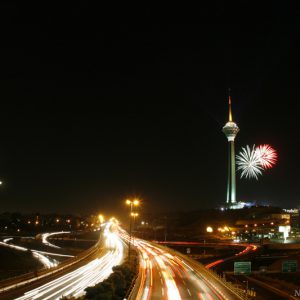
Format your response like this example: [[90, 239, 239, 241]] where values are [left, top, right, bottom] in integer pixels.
[[0, 3, 300, 217]]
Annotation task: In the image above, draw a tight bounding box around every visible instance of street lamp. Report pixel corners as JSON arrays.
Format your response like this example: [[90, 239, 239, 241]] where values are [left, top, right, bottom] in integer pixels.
[[98, 214, 104, 224], [126, 199, 140, 261], [206, 226, 213, 233], [131, 212, 139, 244]]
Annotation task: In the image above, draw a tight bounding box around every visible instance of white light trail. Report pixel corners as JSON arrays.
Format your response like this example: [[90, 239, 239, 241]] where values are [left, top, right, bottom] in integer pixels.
[[41, 231, 70, 249], [0, 241, 57, 268], [132, 238, 239, 300], [14, 223, 124, 300]]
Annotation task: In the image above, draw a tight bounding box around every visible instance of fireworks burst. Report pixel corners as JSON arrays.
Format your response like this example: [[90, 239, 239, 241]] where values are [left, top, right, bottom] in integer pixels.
[[255, 144, 278, 169], [236, 144, 278, 180], [236, 145, 263, 180]]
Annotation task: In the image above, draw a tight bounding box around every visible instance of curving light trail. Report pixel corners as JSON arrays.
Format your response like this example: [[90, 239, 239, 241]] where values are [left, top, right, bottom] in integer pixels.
[[0, 240, 58, 269], [205, 244, 258, 269], [128, 237, 244, 300], [14, 222, 124, 300], [41, 231, 70, 249], [1, 237, 74, 258]]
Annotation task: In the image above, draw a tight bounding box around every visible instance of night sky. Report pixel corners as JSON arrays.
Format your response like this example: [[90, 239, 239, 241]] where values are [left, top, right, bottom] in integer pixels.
[[0, 3, 299, 217]]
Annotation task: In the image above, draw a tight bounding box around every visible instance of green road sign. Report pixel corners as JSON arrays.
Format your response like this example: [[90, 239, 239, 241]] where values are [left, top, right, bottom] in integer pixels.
[[234, 261, 251, 275], [282, 260, 297, 272]]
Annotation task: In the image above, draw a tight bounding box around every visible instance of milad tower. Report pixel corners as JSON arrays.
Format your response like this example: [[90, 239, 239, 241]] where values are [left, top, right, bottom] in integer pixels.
[[222, 93, 239, 207]]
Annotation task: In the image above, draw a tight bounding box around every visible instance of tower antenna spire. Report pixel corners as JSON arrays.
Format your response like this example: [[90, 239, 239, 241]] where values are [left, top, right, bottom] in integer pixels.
[[228, 88, 233, 122]]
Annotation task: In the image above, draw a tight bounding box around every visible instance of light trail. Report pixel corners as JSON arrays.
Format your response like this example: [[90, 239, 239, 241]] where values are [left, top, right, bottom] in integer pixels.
[[0, 238, 74, 259], [205, 244, 258, 269], [41, 231, 70, 249], [126, 237, 248, 300], [13, 222, 124, 300], [131, 240, 229, 300], [0, 240, 57, 269]]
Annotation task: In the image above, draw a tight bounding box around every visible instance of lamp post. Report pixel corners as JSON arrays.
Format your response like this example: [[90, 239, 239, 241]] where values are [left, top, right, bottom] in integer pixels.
[[131, 212, 139, 245], [126, 199, 139, 261]]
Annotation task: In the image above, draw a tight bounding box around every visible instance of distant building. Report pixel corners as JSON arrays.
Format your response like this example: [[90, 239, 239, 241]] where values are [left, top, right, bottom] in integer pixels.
[[286, 209, 300, 228]]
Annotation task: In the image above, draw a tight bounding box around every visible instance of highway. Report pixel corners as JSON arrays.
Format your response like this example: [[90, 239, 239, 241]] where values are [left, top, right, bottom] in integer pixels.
[[130, 238, 246, 300], [205, 243, 258, 269], [0, 234, 74, 269], [41, 231, 71, 249], [0, 222, 125, 300]]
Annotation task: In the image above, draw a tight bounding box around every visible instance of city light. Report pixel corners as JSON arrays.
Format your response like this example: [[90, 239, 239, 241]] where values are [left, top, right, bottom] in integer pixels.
[[279, 225, 291, 242], [98, 214, 104, 223], [126, 199, 140, 206], [206, 226, 213, 233]]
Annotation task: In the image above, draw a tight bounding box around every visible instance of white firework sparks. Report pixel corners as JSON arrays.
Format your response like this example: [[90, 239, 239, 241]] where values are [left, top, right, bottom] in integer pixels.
[[236, 145, 263, 180]]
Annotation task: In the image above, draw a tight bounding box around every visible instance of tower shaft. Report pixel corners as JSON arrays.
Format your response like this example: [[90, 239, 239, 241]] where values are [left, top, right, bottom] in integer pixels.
[[226, 141, 236, 203]]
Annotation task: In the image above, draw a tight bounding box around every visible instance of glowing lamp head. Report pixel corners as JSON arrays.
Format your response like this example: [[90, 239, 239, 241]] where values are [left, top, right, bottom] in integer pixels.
[[126, 199, 131, 205], [133, 199, 140, 206], [98, 214, 104, 223], [206, 226, 213, 233]]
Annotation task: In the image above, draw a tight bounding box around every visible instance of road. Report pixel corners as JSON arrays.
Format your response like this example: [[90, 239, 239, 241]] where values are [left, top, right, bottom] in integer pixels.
[[0, 222, 125, 300], [0, 234, 74, 270], [205, 243, 258, 269], [130, 239, 245, 300]]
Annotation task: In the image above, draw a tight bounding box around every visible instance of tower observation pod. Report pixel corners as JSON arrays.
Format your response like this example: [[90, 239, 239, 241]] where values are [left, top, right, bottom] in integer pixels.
[[222, 94, 239, 206]]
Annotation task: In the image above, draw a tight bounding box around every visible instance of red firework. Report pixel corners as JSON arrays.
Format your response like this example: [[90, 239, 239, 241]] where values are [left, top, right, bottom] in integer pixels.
[[255, 144, 278, 169]]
